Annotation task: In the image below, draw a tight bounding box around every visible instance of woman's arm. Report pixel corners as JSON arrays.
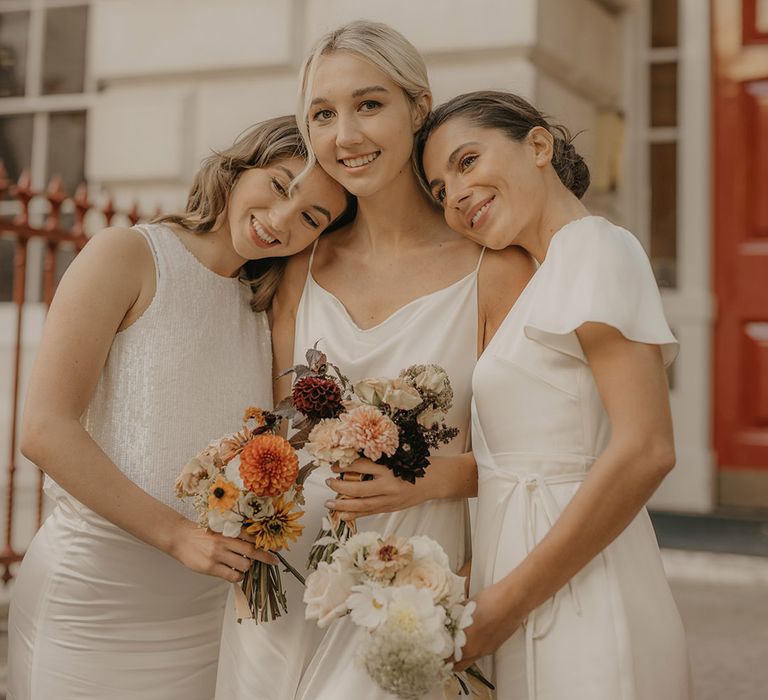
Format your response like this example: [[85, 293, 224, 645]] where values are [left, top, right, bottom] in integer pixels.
[[456, 322, 675, 669], [326, 245, 536, 516], [21, 228, 275, 582]]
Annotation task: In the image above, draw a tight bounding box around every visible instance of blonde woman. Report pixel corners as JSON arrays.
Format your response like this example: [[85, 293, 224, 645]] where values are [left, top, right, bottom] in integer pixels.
[[215, 22, 534, 700], [7, 116, 350, 700]]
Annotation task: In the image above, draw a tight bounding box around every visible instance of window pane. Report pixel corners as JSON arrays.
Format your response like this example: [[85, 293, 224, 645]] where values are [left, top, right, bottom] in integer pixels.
[[0, 11, 29, 97], [0, 114, 33, 184], [650, 142, 677, 288], [47, 111, 86, 195], [650, 62, 677, 128], [651, 0, 678, 48], [759, 0, 768, 33], [42, 6, 87, 95], [0, 236, 14, 301]]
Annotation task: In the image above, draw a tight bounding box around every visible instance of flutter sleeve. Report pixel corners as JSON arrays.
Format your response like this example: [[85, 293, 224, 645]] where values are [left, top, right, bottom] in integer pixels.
[[524, 217, 679, 367]]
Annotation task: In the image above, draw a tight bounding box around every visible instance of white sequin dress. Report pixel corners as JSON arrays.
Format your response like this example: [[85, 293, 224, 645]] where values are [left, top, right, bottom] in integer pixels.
[[216, 242, 483, 700], [7, 224, 272, 700], [471, 217, 691, 699]]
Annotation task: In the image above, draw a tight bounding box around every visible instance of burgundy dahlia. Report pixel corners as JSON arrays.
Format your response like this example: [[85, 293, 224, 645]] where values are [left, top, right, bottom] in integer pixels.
[[291, 375, 344, 419], [379, 420, 431, 483]]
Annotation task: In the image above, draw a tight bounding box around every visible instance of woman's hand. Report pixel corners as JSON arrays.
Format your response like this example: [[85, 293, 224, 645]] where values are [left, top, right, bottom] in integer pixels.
[[170, 520, 278, 583], [324, 458, 435, 518], [455, 583, 526, 672], [324, 451, 478, 518]]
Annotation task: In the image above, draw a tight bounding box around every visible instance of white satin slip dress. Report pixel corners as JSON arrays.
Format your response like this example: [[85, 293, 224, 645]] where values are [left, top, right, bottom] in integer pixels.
[[7, 223, 272, 700], [216, 242, 484, 700]]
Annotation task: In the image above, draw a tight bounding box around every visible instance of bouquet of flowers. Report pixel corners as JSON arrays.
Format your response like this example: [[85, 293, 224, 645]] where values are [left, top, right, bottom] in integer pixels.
[[175, 406, 312, 623], [278, 346, 459, 569], [304, 531, 493, 699]]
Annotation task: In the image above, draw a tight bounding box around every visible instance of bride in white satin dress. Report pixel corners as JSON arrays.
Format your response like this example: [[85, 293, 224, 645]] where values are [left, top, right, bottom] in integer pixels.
[[419, 91, 691, 699], [6, 116, 349, 700], [214, 21, 534, 700]]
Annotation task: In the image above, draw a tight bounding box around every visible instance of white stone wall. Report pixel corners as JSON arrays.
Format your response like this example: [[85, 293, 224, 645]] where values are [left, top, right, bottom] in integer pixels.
[[85, 0, 623, 215], [10, 0, 694, 570]]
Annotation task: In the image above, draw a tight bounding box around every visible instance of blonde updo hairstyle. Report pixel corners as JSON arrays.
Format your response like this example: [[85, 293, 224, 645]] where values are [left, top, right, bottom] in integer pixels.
[[296, 20, 432, 187]]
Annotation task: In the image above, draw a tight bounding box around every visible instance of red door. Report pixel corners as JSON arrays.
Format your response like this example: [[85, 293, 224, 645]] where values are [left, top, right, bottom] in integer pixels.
[[713, 0, 768, 503]]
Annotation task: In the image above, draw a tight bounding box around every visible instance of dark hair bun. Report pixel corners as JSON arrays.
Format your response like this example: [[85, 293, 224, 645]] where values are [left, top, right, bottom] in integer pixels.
[[552, 136, 590, 199]]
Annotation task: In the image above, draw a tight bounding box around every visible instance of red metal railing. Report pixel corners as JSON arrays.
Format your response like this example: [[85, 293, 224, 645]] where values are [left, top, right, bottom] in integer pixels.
[[0, 162, 146, 584]]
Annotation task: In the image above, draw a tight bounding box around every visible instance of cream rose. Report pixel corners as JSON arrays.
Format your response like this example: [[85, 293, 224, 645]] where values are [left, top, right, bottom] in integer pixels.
[[394, 558, 453, 604], [381, 379, 423, 410], [416, 408, 447, 430], [304, 561, 356, 628], [411, 365, 449, 394], [175, 457, 212, 497], [355, 378, 422, 411], [207, 507, 243, 538]]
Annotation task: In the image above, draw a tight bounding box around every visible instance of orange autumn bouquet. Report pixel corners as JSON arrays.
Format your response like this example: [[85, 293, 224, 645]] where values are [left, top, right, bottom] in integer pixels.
[[175, 406, 312, 623]]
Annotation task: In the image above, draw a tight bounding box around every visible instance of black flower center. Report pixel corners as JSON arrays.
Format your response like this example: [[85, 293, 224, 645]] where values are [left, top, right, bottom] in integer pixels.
[[213, 487, 225, 498]]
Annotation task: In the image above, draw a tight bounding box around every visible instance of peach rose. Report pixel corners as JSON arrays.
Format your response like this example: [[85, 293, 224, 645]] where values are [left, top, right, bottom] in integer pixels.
[[394, 558, 452, 604]]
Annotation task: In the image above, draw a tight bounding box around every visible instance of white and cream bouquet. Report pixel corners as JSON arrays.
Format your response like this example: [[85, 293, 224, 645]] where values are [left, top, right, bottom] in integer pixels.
[[304, 531, 494, 699]]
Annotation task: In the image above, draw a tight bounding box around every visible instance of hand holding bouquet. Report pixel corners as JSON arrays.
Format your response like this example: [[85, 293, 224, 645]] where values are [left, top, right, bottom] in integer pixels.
[[175, 407, 309, 623], [304, 531, 493, 699], [289, 355, 460, 568]]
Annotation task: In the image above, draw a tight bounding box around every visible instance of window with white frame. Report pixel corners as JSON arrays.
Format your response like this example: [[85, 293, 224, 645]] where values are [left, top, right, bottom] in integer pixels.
[[645, 0, 679, 289], [0, 0, 91, 302]]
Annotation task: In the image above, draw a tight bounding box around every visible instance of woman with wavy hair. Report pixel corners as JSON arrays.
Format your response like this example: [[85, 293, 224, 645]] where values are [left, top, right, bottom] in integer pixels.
[[418, 90, 691, 699], [7, 115, 350, 700], [216, 21, 534, 700]]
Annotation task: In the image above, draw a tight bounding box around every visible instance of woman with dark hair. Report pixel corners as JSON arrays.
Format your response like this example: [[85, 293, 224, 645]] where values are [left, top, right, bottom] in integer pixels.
[[7, 115, 350, 700], [418, 91, 691, 699]]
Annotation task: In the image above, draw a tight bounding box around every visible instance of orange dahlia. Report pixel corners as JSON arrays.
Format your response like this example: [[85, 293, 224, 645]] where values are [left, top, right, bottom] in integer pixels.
[[239, 434, 299, 496]]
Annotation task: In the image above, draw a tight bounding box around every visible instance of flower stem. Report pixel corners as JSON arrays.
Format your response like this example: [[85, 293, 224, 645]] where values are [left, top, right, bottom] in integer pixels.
[[272, 550, 305, 585]]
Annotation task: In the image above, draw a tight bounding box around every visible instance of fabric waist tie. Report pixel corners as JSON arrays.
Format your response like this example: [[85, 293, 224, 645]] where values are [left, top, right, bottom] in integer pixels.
[[470, 399, 592, 699], [482, 467, 586, 700]]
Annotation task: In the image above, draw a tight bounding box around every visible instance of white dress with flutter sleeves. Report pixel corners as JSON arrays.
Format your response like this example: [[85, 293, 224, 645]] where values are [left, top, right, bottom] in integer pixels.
[[470, 216, 691, 699]]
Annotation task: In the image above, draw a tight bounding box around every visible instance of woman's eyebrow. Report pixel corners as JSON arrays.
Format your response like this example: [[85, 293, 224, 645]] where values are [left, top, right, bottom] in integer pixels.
[[312, 205, 332, 223], [428, 142, 482, 188], [276, 165, 296, 180], [351, 85, 389, 98]]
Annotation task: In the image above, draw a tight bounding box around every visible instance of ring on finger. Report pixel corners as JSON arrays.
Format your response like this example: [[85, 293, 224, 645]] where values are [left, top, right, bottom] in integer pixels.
[[340, 472, 374, 482]]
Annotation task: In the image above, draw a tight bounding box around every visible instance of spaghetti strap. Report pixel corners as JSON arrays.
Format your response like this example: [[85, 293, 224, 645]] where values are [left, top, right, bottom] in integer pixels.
[[307, 239, 320, 270], [475, 246, 487, 272]]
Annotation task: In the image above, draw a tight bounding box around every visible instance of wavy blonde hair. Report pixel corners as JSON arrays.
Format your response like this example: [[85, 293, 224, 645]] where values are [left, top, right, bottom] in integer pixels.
[[156, 115, 308, 312], [296, 20, 431, 184]]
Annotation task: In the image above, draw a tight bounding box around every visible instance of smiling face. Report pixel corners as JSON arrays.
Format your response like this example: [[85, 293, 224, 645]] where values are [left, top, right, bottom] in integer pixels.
[[226, 156, 348, 260], [421, 118, 551, 249], [307, 51, 427, 197]]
